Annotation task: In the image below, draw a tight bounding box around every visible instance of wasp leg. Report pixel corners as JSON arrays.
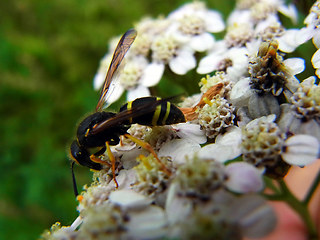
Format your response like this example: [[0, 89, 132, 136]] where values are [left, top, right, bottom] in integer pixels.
[[105, 142, 119, 188], [120, 135, 125, 146], [123, 134, 171, 176], [90, 155, 112, 167]]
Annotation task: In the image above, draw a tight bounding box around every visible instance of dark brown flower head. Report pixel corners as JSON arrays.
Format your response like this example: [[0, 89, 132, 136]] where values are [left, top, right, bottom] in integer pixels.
[[249, 41, 289, 96]]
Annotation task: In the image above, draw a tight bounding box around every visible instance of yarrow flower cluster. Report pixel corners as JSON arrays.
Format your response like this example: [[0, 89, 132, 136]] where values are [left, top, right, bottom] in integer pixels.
[[42, 1, 320, 239]]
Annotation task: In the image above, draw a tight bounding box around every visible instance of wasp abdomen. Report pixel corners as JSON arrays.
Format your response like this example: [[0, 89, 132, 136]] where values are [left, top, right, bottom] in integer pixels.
[[120, 97, 186, 126]]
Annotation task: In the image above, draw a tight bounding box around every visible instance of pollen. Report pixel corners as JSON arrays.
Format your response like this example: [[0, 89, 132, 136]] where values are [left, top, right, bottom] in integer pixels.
[[178, 14, 205, 35], [199, 72, 231, 97], [241, 118, 285, 167], [225, 23, 254, 47], [151, 35, 178, 63], [130, 33, 152, 57], [174, 156, 226, 197], [119, 61, 144, 89], [198, 96, 235, 139], [290, 82, 320, 119], [134, 154, 171, 197]]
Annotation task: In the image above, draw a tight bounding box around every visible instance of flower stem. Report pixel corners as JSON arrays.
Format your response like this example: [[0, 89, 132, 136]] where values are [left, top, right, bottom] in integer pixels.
[[277, 180, 318, 239], [303, 169, 320, 205]]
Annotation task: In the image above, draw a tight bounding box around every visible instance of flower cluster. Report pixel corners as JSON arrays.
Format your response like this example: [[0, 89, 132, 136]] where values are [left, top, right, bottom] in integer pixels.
[[42, 1, 320, 239], [93, 1, 225, 105]]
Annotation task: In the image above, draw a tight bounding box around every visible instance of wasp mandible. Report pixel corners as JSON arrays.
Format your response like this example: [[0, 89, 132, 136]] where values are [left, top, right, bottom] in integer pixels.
[[69, 29, 186, 197]]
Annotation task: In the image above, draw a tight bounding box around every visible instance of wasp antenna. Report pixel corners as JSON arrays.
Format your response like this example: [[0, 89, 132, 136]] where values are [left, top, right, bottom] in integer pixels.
[[71, 161, 79, 197]]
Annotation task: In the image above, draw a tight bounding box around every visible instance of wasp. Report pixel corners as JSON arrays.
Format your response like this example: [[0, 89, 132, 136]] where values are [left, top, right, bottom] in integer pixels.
[[70, 29, 186, 197]]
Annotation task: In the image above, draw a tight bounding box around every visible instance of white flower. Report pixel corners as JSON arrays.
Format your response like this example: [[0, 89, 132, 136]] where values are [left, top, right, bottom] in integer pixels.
[[197, 42, 249, 82], [234, 0, 298, 24], [167, 2, 225, 52], [151, 33, 196, 75], [304, 1, 320, 77], [93, 55, 154, 106], [278, 77, 320, 141]]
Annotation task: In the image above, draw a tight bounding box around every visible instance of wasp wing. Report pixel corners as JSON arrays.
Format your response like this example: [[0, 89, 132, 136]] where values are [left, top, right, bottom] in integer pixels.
[[90, 98, 175, 135], [96, 29, 137, 112]]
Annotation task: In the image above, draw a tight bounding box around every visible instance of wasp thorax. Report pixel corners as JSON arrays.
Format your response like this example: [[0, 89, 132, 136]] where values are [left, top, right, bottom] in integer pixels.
[[77, 112, 128, 148]]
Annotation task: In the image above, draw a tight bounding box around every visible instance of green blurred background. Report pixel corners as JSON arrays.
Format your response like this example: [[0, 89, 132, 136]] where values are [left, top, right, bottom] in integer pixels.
[[0, 0, 315, 239]]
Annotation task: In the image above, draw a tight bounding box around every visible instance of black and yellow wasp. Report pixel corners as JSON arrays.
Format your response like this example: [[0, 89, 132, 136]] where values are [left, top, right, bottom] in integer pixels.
[[70, 29, 186, 196]]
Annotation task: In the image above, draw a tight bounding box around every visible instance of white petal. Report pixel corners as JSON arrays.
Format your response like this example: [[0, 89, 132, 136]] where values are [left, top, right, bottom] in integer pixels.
[[229, 77, 253, 107], [297, 27, 315, 45], [197, 54, 221, 74], [109, 189, 152, 209], [299, 119, 320, 142], [205, 10, 225, 32], [304, 12, 316, 25], [198, 143, 241, 163], [140, 62, 165, 87], [127, 205, 167, 239], [277, 104, 301, 133], [169, 50, 196, 75], [282, 134, 319, 166], [120, 148, 143, 169], [198, 127, 242, 163], [165, 183, 192, 225], [246, 114, 276, 129], [285, 76, 300, 94], [227, 9, 252, 26], [189, 33, 215, 52], [104, 83, 124, 107], [173, 123, 207, 144], [301, 76, 316, 87], [230, 195, 276, 238], [313, 30, 320, 48], [215, 126, 242, 146], [283, 58, 305, 75], [93, 72, 105, 90], [311, 48, 320, 69], [237, 107, 252, 127], [316, 68, 320, 78], [246, 39, 262, 56], [227, 47, 249, 67], [126, 85, 150, 101], [107, 169, 137, 189], [278, 4, 298, 23], [158, 139, 200, 164], [277, 29, 303, 53], [225, 162, 264, 193], [255, 15, 278, 34]]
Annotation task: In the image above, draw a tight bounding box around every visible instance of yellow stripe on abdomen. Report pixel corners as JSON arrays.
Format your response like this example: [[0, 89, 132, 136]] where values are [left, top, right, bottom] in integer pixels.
[[152, 105, 161, 126], [162, 102, 170, 125], [127, 101, 133, 123]]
